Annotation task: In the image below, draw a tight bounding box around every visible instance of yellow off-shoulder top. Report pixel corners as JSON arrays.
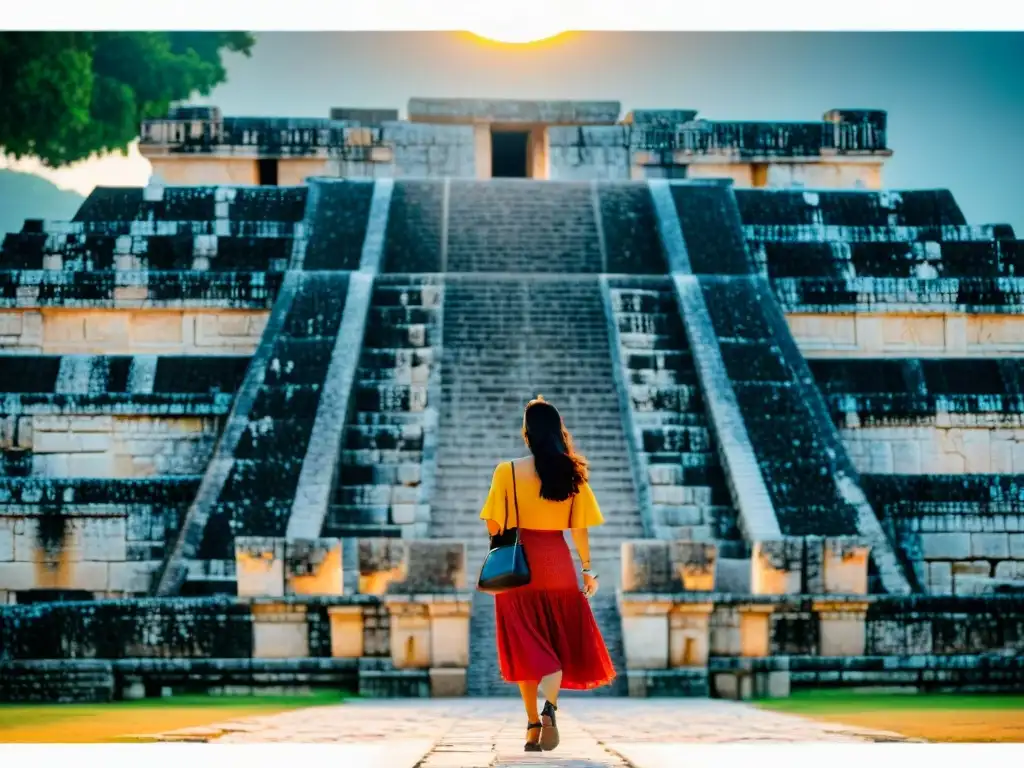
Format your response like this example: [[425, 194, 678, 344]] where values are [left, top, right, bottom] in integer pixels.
[[479, 460, 605, 532]]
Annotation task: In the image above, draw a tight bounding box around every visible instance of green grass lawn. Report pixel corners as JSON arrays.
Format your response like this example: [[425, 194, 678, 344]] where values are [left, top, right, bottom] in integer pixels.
[[0, 690, 347, 743], [757, 690, 1024, 742]]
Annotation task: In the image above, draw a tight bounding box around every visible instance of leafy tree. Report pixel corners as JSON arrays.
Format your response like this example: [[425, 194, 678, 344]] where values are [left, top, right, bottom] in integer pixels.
[[0, 32, 255, 167]]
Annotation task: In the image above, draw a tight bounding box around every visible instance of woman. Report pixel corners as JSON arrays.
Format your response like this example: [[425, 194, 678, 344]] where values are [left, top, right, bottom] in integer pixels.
[[479, 396, 616, 753]]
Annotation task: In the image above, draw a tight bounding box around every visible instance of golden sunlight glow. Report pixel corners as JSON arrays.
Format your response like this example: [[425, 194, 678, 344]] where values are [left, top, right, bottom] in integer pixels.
[[465, 24, 567, 45]]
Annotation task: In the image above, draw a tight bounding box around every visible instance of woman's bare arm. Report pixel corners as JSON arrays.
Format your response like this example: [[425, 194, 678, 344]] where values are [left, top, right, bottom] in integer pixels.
[[486, 519, 501, 536], [569, 527, 592, 570], [570, 527, 599, 597]]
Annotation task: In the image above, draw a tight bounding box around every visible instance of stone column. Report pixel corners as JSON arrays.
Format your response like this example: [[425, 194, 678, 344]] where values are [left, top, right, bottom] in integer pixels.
[[474, 125, 491, 179], [327, 605, 364, 658], [251, 603, 309, 659], [427, 601, 470, 668], [620, 599, 672, 669], [387, 600, 431, 669], [813, 600, 870, 656], [669, 603, 714, 667], [426, 599, 471, 698], [738, 604, 774, 658]]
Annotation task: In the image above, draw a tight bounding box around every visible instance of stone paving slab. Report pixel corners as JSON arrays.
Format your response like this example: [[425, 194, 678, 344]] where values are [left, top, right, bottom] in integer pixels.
[[148, 697, 915, 766]]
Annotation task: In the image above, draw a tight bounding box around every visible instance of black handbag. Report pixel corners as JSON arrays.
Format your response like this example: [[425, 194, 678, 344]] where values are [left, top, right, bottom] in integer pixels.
[[477, 461, 530, 594]]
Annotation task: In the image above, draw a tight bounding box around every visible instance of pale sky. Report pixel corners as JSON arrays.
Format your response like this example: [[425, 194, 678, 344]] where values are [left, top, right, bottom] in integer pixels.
[[4, 31, 1023, 232]]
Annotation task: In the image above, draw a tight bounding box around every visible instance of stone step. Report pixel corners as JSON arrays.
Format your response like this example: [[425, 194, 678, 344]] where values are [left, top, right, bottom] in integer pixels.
[[367, 305, 439, 326], [337, 462, 424, 486], [643, 450, 720, 468], [321, 520, 404, 539], [352, 411, 433, 427], [334, 484, 424, 506], [340, 448, 424, 466], [359, 348, 436, 370], [631, 411, 706, 428], [344, 427, 426, 452], [363, 323, 436, 349], [638, 425, 711, 453]]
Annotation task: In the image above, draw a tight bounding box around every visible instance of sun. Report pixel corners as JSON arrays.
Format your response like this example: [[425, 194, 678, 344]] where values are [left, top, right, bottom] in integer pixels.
[[465, 24, 567, 45]]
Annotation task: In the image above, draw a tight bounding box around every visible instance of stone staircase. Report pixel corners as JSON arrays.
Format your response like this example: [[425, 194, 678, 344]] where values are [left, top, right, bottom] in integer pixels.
[[606, 277, 750, 591], [196, 273, 348, 556], [323, 275, 444, 539], [154, 272, 348, 594], [445, 180, 603, 273], [431, 276, 643, 696], [664, 182, 915, 595]]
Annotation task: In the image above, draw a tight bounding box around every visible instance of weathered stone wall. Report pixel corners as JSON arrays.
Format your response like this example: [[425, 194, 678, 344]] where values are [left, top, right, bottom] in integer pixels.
[[547, 126, 631, 181], [0, 537, 470, 701], [149, 158, 261, 186], [0, 477, 200, 601], [0, 514, 143, 598], [0, 309, 269, 354], [787, 313, 1024, 357], [12, 415, 220, 478], [842, 426, 1024, 475], [679, 161, 883, 190], [326, 124, 475, 179], [619, 589, 1024, 697], [766, 162, 883, 190], [862, 475, 1024, 595]]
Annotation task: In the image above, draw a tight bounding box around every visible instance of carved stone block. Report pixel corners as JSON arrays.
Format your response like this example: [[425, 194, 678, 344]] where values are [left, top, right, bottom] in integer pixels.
[[235, 537, 285, 597], [751, 538, 803, 595]]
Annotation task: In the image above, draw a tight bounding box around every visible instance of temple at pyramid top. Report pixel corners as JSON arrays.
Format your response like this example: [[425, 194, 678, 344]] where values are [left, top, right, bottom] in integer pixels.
[[139, 98, 891, 188]]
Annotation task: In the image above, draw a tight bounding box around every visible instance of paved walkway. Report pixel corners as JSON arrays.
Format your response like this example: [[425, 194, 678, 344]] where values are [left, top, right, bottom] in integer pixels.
[[149, 698, 915, 766]]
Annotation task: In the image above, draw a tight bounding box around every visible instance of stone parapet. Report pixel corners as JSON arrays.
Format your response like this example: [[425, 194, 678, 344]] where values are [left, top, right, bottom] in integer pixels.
[[232, 536, 466, 599], [621, 540, 718, 593], [0, 590, 473, 701], [775, 278, 1024, 315], [616, 592, 1024, 697], [751, 536, 870, 596], [0, 272, 283, 311]]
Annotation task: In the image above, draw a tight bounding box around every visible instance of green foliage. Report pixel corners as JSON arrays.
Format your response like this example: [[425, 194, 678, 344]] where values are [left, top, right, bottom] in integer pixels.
[[0, 32, 255, 167]]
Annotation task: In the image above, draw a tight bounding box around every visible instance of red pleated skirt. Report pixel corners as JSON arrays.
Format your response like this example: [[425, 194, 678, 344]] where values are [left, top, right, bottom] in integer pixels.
[[492, 529, 616, 690]]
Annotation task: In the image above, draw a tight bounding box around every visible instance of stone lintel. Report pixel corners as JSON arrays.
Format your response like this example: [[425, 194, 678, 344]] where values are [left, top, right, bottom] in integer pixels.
[[408, 97, 621, 125], [424, 601, 471, 618], [251, 602, 307, 620], [736, 603, 776, 615], [618, 597, 675, 617], [326, 604, 363, 617], [812, 599, 871, 616], [624, 109, 699, 126], [385, 600, 430, 618], [670, 602, 715, 616]]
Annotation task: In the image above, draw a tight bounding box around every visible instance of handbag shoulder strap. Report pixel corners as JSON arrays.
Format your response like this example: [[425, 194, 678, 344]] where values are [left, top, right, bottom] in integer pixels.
[[509, 461, 520, 528], [502, 479, 510, 534], [568, 494, 575, 530]]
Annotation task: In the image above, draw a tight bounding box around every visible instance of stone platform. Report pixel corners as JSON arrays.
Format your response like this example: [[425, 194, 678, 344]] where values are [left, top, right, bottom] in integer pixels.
[[147, 698, 914, 766]]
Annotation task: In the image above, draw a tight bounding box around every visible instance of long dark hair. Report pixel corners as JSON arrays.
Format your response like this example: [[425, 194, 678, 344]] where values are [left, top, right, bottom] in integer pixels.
[[522, 396, 588, 502]]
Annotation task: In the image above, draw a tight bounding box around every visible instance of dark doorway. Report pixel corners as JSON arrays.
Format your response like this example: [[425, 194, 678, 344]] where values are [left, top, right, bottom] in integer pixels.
[[491, 130, 530, 178], [257, 158, 279, 186]]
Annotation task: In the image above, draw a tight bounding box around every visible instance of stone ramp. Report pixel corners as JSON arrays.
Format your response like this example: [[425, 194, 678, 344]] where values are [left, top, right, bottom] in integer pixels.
[[147, 698, 916, 766], [661, 183, 915, 595]]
